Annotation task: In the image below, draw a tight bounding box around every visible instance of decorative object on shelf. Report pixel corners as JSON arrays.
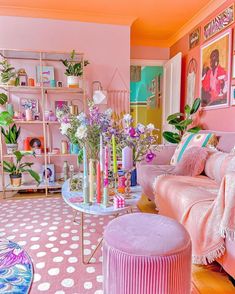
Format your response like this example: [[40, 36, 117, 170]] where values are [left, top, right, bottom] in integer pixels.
[[36, 66, 55, 86], [44, 110, 50, 121], [41, 164, 55, 183], [48, 110, 57, 121], [0, 59, 16, 85], [69, 164, 74, 179], [24, 136, 44, 152], [200, 29, 231, 109], [20, 98, 38, 118], [203, 5, 234, 40], [3, 151, 40, 187], [28, 78, 35, 87], [113, 195, 125, 209], [17, 68, 28, 86], [6, 103, 14, 117], [92, 81, 107, 105], [34, 112, 40, 120], [61, 140, 69, 154], [1, 124, 21, 155], [163, 98, 201, 144], [50, 79, 56, 87], [55, 100, 68, 111], [69, 100, 79, 115], [57, 81, 63, 87], [63, 161, 69, 181], [61, 49, 89, 88], [51, 148, 60, 155], [25, 108, 33, 121]]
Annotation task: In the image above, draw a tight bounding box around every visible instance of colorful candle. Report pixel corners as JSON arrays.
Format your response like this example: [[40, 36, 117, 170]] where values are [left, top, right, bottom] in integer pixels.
[[122, 146, 133, 171], [96, 161, 101, 203], [89, 159, 95, 202], [100, 134, 104, 172], [83, 147, 89, 203], [104, 146, 109, 187], [112, 135, 117, 174]]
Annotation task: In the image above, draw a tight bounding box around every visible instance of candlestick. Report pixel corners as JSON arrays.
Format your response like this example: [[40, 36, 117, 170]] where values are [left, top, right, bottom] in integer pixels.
[[83, 147, 89, 204], [100, 134, 104, 172], [97, 161, 101, 203], [104, 146, 109, 186], [122, 146, 133, 171], [112, 135, 117, 174], [89, 159, 95, 202], [103, 186, 108, 207]]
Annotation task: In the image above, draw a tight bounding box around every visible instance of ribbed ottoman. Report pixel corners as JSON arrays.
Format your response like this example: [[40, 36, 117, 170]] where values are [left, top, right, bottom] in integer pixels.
[[103, 213, 192, 294]]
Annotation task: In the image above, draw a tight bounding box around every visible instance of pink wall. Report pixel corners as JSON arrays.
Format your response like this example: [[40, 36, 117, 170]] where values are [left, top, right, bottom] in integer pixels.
[[170, 0, 235, 131], [0, 16, 130, 93], [131, 45, 169, 60]]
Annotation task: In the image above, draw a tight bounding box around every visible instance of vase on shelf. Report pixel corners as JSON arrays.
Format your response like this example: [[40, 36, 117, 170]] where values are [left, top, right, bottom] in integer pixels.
[[70, 143, 79, 154], [6, 143, 18, 155], [67, 76, 79, 88]]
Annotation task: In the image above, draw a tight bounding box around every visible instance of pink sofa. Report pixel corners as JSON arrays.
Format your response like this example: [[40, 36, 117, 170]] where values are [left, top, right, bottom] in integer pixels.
[[137, 130, 235, 279]]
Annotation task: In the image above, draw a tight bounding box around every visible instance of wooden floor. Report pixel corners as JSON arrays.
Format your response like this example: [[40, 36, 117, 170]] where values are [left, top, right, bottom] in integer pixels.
[[2, 191, 235, 293], [138, 194, 235, 294]]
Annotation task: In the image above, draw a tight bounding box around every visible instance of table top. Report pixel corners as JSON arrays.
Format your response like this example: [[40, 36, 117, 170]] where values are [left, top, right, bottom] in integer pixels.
[[62, 178, 142, 216]]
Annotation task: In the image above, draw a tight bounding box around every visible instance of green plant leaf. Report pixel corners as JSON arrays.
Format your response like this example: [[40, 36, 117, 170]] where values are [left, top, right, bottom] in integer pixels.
[[190, 98, 201, 115], [14, 151, 24, 163], [177, 119, 193, 128], [187, 126, 201, 133], [0, 93, 8, 105], [184, 104, 191, 115], [0, 111, 13, 126], [168, 118, 181, 125], [26, 169, 40, 184], [162, 131, 181, 144], [167, 112, 184, 121]]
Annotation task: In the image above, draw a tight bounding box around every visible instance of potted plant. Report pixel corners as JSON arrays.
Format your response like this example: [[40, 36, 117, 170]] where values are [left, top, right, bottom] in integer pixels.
[[1, 124, 21, 154], [162, 98, 202, 143], [3, 151, 40, 187], [61, 50, 89, 88], [0, 59, 16, 85]]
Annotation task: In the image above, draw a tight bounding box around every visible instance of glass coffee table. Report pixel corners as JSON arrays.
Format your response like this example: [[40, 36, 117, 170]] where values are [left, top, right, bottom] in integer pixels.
[[62, 178, 142, 264]]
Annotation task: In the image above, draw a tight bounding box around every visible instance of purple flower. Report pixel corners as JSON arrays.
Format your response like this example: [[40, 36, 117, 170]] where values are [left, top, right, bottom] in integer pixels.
[[129, 127, 136, 138], [146, 151, 155, 163]]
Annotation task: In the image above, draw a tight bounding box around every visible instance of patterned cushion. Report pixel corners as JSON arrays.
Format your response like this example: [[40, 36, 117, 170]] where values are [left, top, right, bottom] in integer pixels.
[[170, 132, 217, 165]]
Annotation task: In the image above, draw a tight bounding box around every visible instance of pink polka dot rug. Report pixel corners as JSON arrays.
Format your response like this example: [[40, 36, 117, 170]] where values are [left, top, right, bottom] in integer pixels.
[[0, 197, 110, 294]]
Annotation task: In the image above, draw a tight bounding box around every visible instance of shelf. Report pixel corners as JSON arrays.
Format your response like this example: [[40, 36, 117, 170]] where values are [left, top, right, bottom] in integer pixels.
[[5, 181, 63, 191], [47, 153, 77, 157], [13, 120, 44, 124], [3, 153, 77, 158], [0, 85, 84, 94]]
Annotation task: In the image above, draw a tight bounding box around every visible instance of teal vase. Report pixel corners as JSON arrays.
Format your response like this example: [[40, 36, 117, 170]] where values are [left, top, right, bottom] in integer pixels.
[[70, 143, 79, 154]]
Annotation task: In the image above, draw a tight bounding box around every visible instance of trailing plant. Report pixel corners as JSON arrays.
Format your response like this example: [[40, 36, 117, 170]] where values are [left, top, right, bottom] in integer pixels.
[[61, 50, 89, 76], [162, 98, 201, 144], [1, 124, 21, 144], [3, 151, 40, 184], [0, 93, 13, 126], [0, 59, 16, 84]]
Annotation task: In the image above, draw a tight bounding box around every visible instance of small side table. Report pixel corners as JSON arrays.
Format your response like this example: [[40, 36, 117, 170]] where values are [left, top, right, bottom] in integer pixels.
[[62, 178, 142, 264]]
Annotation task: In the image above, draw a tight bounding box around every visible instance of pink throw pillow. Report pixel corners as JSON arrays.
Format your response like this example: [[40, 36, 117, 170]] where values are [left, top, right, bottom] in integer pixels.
[[172, 146, 208, 176]]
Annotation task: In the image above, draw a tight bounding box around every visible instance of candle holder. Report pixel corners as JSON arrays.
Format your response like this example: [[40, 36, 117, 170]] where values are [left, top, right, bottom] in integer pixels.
[[124, 170, 131, 198]]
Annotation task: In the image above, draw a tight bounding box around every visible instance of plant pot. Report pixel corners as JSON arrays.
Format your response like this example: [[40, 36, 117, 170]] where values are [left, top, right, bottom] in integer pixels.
[[67, 76, 79, 88], [6, 143, 18, 155], [10, 173, 22, 187]]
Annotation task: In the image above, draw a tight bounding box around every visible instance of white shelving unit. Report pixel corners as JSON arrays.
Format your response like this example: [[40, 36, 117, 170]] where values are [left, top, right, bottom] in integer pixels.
[[0, 49, 87, 198]]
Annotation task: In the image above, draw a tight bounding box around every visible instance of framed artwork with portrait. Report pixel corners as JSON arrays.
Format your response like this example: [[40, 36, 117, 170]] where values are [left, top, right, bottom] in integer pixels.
[[41, 164, 55, 183], [200, 29, 231, 109]]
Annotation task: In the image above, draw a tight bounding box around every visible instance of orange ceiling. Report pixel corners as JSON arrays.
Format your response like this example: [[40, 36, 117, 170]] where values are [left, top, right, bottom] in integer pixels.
[[0, 0, 214, 46]]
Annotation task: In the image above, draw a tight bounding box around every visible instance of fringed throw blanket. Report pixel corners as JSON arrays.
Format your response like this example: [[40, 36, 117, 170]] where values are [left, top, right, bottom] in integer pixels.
[[153, 173, 235, 265]]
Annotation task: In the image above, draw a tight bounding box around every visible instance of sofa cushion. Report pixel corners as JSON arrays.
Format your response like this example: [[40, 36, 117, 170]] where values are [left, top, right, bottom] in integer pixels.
[[173, 146, 208, 176], [204, 151, 235, 183], [137, 164, 174, 201], [170, 132, 217, 165]]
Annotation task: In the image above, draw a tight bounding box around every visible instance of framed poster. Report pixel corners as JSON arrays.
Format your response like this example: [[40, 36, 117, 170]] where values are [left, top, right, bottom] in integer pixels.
[[20, 98, 38, 115], [36, 66, 54, 86], [204, 4, 234, 40], [231, 86, 235, 105], [41, 164, 55, 183], [189, 27, 201, 49], [200, 29, 231, 110]]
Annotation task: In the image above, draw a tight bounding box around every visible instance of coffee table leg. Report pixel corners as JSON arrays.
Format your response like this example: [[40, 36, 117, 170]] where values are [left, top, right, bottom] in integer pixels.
[[73, 210, 78, 223]]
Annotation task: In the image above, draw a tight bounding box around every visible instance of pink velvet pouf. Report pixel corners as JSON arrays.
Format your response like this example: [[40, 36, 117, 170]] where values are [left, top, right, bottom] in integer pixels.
[[103, 213, 192, 294]]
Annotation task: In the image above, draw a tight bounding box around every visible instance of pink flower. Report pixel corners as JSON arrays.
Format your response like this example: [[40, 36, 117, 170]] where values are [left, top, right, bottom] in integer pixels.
[[146, 151, 155, 162], [129, 127, 136, 138]]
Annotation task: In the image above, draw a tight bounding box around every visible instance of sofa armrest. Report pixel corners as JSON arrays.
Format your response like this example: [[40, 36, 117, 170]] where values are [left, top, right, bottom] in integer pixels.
[[140, 144, 177, 166]]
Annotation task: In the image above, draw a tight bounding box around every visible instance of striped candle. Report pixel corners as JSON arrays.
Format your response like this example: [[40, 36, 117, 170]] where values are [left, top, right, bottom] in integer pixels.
[[112, 135, 117, 174]]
